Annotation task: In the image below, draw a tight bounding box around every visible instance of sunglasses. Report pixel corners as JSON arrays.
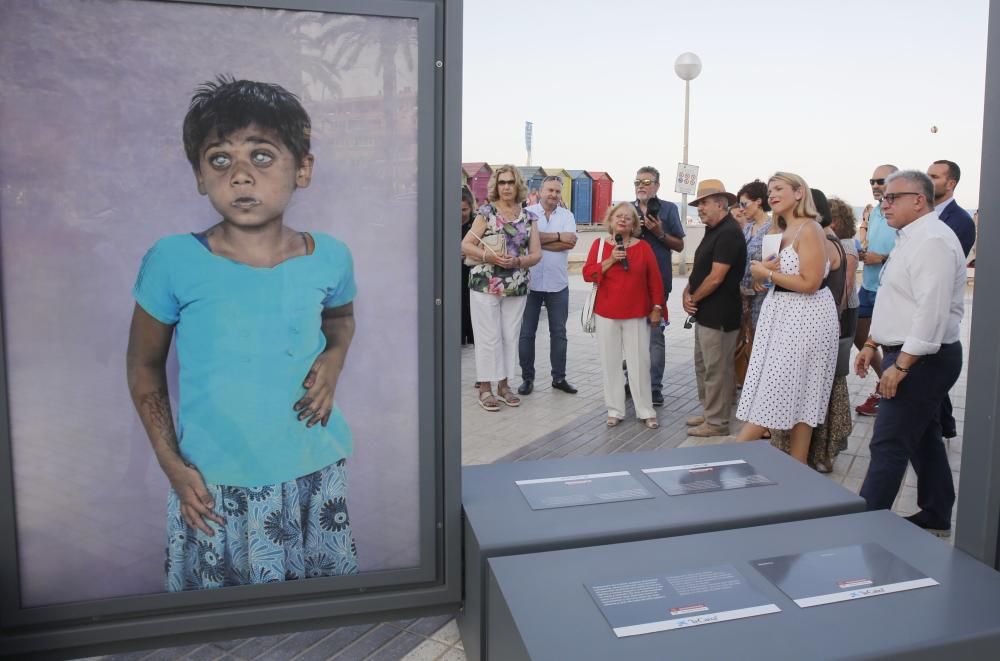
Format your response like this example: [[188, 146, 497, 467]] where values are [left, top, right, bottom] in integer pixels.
[[634, 179, 656, 187], [739, 200, 753, 209], [869, 178, 886, 186], [497, 179, 516, 186]]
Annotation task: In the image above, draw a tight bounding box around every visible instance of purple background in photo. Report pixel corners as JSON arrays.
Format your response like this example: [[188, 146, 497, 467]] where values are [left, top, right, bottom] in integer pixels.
[[0, 0, 421, 607]]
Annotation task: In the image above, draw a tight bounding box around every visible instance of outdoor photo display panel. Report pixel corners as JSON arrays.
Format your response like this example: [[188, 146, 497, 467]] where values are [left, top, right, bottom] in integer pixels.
[[0, 0, 424, 610]]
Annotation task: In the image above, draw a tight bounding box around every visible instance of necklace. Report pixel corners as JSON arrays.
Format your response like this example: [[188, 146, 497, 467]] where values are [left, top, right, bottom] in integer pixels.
[[497, 204, 521, 220]]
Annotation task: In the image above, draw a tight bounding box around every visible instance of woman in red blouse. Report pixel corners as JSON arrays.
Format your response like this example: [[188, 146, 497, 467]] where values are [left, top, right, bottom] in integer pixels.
[[583, 202, 665, 428]]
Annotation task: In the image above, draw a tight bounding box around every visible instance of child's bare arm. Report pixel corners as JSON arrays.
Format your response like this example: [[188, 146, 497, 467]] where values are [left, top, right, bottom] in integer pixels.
[[126, 304, 223, 534], [295, 302, 355, 427]]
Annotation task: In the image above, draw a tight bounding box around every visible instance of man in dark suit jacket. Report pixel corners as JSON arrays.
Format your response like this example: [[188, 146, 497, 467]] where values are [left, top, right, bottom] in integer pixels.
[[928, 160, 976, 257], [927, 160, 976, 440]]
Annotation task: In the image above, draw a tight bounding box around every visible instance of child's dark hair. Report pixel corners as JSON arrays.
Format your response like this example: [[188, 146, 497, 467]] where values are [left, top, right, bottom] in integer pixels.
[[182, 75, 311, 171]]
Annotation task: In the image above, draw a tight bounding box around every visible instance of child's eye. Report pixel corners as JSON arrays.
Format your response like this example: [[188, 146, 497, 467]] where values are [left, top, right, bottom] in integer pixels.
[[252, 151, 274, 165], [208, 153, 231, 169]]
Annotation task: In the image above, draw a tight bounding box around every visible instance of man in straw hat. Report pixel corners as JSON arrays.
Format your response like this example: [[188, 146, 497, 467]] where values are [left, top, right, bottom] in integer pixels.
[[682, 179, 747, 437]]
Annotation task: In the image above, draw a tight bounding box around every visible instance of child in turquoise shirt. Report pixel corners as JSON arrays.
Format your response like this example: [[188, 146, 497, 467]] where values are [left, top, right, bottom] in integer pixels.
[[127, 77, 359, 590]]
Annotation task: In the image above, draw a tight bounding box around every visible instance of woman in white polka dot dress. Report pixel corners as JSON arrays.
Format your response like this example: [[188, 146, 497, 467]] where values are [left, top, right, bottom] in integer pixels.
[[735, 172, 839, 464]]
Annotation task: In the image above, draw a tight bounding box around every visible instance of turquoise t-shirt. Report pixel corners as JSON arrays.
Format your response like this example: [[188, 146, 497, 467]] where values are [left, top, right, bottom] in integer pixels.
[[133, 232, 355, 487], [861, 203, 896, 293]]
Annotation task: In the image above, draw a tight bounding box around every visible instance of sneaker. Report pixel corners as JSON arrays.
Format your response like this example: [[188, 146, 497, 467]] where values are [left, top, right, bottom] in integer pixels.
[[686, 415, 705, 427], [904, 511, 951, 538], [652, 391, 664, 407], [856, 392, 880, 416], [688, 422, 730, 437]]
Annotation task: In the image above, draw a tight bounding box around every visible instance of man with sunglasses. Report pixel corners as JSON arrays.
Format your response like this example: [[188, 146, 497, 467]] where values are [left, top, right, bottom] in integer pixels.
[[855, 170, 966, 538], [632, 166, 685, 406], [854, 164, 899, 417]]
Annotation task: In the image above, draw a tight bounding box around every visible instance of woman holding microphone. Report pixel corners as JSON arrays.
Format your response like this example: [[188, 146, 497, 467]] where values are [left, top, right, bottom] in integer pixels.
[[583, 202, 665, 429]]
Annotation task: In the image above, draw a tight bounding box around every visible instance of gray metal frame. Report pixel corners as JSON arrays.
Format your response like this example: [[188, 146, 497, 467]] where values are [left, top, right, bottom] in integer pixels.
[[0, 0, 463, 656], [956, 2, 1000, 569]]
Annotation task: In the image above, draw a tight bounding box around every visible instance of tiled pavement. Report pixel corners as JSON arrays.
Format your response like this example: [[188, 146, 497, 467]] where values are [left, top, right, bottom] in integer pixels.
[[90, 274, 973, 661]]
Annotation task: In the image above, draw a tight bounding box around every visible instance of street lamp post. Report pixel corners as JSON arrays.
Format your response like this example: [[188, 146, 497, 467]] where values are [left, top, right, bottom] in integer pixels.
[[674, 52, 701, 276]]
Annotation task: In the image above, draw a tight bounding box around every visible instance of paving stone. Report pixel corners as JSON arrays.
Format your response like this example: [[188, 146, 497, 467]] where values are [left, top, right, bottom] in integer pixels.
[[398, 638, 450, 661], [332, 624, 405, 660], [295, 625, 374, 661], [228, 634, 287, 660], [360, 631, 425, 661], [253, 628, 333, 661]]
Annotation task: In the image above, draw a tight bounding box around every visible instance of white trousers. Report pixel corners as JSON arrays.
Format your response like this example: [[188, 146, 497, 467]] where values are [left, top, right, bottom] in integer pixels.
[[470, 290, 527, 383], [596, 314, 654, 420]]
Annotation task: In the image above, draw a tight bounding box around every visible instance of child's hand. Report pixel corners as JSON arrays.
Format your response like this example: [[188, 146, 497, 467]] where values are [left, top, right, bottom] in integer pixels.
[[166, 462, 224, 535], [295, 352, 342, 427]]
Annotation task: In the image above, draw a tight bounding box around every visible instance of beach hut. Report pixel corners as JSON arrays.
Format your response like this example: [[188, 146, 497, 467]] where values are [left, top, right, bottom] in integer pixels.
[[542, 167, 572, 209], [587, 171, 614, 224], [462, 162, 492, 206], [518, 166, 545, 202], [567, 170, 593, 223]]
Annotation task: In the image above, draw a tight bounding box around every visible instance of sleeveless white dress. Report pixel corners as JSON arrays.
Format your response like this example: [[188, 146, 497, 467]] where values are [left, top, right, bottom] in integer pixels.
[[736, 243, 839, 429]]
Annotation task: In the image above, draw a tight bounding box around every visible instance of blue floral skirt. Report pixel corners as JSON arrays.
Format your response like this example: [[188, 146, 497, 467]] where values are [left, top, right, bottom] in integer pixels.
[[165, 459, 359, 591]]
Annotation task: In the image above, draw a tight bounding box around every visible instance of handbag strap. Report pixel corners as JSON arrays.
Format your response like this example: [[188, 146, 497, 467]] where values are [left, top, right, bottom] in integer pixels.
[[593, 239, 612, 290]]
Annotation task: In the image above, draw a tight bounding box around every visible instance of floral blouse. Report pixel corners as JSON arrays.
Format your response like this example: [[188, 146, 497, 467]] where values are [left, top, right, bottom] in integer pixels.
[[742, 218, 773, 290], [468, 203, 536, 297]]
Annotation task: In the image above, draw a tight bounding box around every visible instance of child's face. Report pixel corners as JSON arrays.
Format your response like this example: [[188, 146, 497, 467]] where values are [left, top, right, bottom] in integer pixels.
[[195, 123, 313, 227]]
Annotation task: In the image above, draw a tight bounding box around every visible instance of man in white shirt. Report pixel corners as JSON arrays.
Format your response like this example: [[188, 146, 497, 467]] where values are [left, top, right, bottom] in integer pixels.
[[855, 170, 966, 537], [517, 176, 579, 395]]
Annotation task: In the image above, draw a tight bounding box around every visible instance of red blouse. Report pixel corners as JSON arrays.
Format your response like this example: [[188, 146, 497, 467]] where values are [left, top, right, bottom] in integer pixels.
[[582, 238, 665, 319]]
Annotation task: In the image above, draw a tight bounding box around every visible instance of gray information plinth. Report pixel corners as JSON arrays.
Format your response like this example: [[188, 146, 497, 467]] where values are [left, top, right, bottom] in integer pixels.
[[459, 441, 865, 660], [487, 511, 1000, 660]]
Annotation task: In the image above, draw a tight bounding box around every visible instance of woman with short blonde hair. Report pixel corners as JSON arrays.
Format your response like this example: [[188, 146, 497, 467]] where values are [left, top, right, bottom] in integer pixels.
[[582, 202, 665, 428]]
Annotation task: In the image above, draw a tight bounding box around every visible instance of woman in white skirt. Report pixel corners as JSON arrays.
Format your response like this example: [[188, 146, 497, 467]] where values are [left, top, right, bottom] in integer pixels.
[[461, 165, 542, 412], [735, 172, 839, 463]]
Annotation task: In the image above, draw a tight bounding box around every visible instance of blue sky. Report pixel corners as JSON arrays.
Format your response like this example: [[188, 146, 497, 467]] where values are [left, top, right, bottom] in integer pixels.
[[462, 0, 989, 212]]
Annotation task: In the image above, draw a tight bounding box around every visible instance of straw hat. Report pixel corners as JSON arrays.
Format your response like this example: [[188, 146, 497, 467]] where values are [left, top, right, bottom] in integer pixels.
[[689, 179, 738, 206]]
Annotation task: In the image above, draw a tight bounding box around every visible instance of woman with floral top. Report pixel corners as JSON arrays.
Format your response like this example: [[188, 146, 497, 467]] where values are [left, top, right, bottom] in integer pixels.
[[738, 179, 773, 333], [461, 165, 542, 412]]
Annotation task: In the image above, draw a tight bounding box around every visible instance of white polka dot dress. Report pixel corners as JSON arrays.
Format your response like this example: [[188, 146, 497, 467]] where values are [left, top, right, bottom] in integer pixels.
[[736, 245, 839, 429]]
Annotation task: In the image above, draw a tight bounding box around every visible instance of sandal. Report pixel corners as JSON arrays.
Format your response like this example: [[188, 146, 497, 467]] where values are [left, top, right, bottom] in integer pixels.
[[607, 417, 623, 428], [478, 390, 500, 412], [496, 387, 521, 407], [642, 418, 659, 429]]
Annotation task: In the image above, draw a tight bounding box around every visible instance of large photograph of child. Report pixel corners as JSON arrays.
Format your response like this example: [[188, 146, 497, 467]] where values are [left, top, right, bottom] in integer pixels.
[[0, 0, 422, 606], [129, 77, 361, 590]]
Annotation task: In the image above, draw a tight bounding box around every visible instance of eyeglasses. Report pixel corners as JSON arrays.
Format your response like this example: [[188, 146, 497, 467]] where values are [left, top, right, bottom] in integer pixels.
[[869, 178, 886, 186], [739, 200, 753, 209], [634, 179, 656, 187], [881, 191, 920, 205], [497, 179, 516, 186]]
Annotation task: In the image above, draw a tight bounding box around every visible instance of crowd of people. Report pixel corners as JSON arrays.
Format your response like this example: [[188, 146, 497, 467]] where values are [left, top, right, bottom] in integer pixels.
[[461, 160, 975, 537]]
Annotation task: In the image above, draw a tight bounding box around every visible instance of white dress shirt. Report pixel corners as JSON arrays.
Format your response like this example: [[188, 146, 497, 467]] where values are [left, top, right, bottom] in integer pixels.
[[870, 211, 966, 355], [525, 203, 576, 292]]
